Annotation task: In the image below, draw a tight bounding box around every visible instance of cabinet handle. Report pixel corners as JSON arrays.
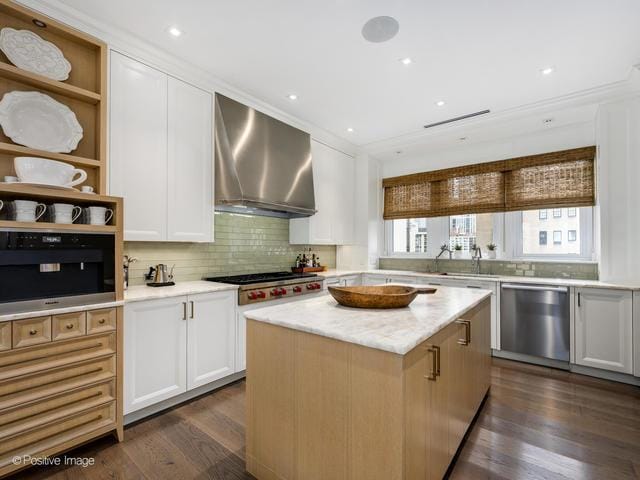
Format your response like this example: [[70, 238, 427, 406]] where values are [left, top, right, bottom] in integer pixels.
[[98, 318, 106, 324], [455, 319, 471, 345], [66, 323, 74, 330], [29, 329, 37, 335], [577, 292, 581, 307], [182, 302, 187, 320], [425, 345, 438, 381], [190, 301, 195, 319], [434, 345, 441, 377]]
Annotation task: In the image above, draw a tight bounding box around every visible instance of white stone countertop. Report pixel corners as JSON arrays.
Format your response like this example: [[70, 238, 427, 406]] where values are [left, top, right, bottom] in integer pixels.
[[0, 300, 125, 323], [319, 269, 640, 290], [244, 285, 492, 355], [124, 281, 238, 303]]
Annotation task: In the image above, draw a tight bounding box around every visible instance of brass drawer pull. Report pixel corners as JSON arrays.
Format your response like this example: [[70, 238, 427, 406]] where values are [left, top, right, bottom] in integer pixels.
[[98, 318, 106, 324], [66, 323, 74, 330], [455, 320, 471, 345], [29, 329, 38, 335], [424, 345, 440, 381]]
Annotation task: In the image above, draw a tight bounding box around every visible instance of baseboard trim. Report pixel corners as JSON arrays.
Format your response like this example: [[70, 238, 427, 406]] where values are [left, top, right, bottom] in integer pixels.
[[569, 364, 640, 386], [492, 349, 570, 370], [124, 371, 246, 425]]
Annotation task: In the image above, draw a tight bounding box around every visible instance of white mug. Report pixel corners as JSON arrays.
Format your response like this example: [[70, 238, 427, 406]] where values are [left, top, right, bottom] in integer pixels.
[[85, 206, 113, 225], [10, 200, 46, 222], [81, 186, 95, 194], [50, 203, 82, 224]]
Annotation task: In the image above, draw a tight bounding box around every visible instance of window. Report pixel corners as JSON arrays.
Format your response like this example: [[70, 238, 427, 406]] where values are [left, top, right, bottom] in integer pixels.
[[517, 207, 591, 258], [388, 218, 429, 254], [449, 214, 494, 253], [539, 231, 547, 245], [539, 210, 547, 220]]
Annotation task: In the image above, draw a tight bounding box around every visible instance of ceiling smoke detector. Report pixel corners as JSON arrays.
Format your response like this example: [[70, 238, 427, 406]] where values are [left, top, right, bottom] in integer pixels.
[[361, 16, 400, 43]]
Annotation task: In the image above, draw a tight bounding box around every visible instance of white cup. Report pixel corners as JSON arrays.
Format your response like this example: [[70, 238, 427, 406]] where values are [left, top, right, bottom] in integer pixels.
[[85, 206, 113, 225], [81, 186, 94, 194], [50, 203, 82, 224], [10, 200, 46, 222], [14, 157, 87, 187]]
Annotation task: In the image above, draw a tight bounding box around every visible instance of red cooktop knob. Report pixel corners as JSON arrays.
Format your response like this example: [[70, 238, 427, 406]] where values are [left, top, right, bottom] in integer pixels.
[[270, 289, 277, 296], [257, 291, 266, 298], [293, 286, 302, 293], [280, 287, 287, 295], [248, 291, 257, 300], [306, 284, 313, 290]]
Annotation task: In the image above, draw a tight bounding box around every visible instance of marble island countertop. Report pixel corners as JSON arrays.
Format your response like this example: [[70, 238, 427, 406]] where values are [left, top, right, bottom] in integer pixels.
[[244, 285, 492, 355]]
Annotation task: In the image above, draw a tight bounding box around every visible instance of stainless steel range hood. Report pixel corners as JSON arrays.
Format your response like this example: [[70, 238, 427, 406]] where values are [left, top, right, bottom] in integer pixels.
[[214, 93, 315, 218]]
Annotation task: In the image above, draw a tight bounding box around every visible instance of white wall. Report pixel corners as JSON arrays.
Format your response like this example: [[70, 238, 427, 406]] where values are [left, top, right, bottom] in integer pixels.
[[381, 121, 595, 179], [596, 96, 640, 283]]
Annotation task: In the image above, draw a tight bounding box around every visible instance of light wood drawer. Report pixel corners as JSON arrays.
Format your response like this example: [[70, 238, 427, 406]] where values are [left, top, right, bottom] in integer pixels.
[[0, 380, 115, 437], [52, 312, 86, 341], [0, 332, 115, 380], [0, 356, 116, 408], [87, 308, 116, 334], [0, 323, 9, 352], [0, 355, 116, 405], [0, 402, 115, 458], [12, 316, 51, 349]]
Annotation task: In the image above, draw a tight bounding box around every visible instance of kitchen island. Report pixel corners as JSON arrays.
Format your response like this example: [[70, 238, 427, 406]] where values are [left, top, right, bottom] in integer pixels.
[[244, 285, 492, 480]]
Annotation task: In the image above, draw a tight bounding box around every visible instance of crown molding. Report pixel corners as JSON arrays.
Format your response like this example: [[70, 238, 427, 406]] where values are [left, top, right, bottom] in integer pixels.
[[362, 67, 640, 156], [16, 0, 358, 156]]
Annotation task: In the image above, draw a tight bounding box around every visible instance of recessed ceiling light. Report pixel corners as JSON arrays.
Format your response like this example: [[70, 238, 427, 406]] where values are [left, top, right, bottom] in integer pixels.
[[287, 93, 298, 101], [347, 127, 354, 133], [400, 57, 412, 65], [540, 66, 555, 75], [435, 100, 446, 107], [168, 26, 182, 37]]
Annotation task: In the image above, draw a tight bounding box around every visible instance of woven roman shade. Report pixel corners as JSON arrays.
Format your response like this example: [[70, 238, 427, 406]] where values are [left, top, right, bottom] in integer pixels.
[[383, 146, 595, 219]]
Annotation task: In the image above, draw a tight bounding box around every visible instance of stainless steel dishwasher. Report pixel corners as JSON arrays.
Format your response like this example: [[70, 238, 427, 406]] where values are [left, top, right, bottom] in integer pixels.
[[500, 283, 570, 362]]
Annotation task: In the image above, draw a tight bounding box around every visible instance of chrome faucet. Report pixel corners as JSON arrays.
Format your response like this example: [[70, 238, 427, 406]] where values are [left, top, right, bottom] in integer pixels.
[[471, 245, 482, 274], [434, 244, 452, 273]]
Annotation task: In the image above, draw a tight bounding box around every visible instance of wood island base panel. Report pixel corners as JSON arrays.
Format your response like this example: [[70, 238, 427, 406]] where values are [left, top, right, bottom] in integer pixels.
[[246, 298, 491, 480]]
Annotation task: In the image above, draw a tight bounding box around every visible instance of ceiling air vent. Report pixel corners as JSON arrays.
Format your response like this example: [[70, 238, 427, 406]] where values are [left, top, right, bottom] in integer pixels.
[[423, 109, 491, 129]]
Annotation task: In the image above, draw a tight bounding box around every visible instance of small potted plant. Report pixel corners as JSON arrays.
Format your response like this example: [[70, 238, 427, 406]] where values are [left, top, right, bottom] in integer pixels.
[[486, 243, 497, 259], [453, 243, 463, 259]]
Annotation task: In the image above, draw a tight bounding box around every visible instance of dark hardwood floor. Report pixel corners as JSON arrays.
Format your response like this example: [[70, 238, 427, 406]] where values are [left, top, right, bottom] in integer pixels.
[[12, 358, 640, 480]]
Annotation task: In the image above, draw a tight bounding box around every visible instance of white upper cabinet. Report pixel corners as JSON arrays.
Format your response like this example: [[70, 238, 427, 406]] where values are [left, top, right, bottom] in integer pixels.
[[574, 287, 633, 374], [290, 140, 354, 245], [110, 51, 214, 242], [110, 51, 168, 241], [167, 77, 213, 242]]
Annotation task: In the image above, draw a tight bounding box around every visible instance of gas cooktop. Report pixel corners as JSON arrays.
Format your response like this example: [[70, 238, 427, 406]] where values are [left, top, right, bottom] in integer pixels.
[[205, 271, 319, 286]]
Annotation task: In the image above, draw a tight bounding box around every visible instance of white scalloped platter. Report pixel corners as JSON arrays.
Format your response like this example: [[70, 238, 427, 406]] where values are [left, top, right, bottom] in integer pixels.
[[0, 91, 83, 153], [0, 28, 72, 81]]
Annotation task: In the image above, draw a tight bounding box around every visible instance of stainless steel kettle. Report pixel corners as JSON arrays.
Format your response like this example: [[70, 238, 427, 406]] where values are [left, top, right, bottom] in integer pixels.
[[150, 264, 174, 284]]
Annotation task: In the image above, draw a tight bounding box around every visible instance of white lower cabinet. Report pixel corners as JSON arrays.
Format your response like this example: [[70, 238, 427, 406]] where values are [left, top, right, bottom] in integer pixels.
[[574, 287, 633, 374], [236, 310, 247, 372], [634, 292, 639, 377], [187, 291, 236, 389], [124, 290, 237, 414], [124, 297, 187, 414]]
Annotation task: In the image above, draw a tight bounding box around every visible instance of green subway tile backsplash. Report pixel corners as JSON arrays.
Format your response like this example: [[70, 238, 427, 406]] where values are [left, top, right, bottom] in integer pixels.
[[378, 257, 598, 280], [124, 212, 336, 286]]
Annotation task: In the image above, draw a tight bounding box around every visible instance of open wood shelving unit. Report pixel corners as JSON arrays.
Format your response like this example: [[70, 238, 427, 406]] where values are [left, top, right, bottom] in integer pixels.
[[0, 0, 107, 194]]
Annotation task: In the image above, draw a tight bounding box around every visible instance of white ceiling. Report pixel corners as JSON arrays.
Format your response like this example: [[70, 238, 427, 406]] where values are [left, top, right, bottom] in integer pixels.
[[57, 0, 640, 146]]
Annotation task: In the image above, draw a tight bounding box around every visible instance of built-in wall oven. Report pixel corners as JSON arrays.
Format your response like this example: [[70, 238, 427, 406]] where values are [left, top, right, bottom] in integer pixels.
[[0, 230, 116, 314]]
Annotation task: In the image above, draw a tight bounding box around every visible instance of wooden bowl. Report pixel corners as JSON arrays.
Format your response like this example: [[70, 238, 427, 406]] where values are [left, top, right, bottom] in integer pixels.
[[328, 285, 437, 309]]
